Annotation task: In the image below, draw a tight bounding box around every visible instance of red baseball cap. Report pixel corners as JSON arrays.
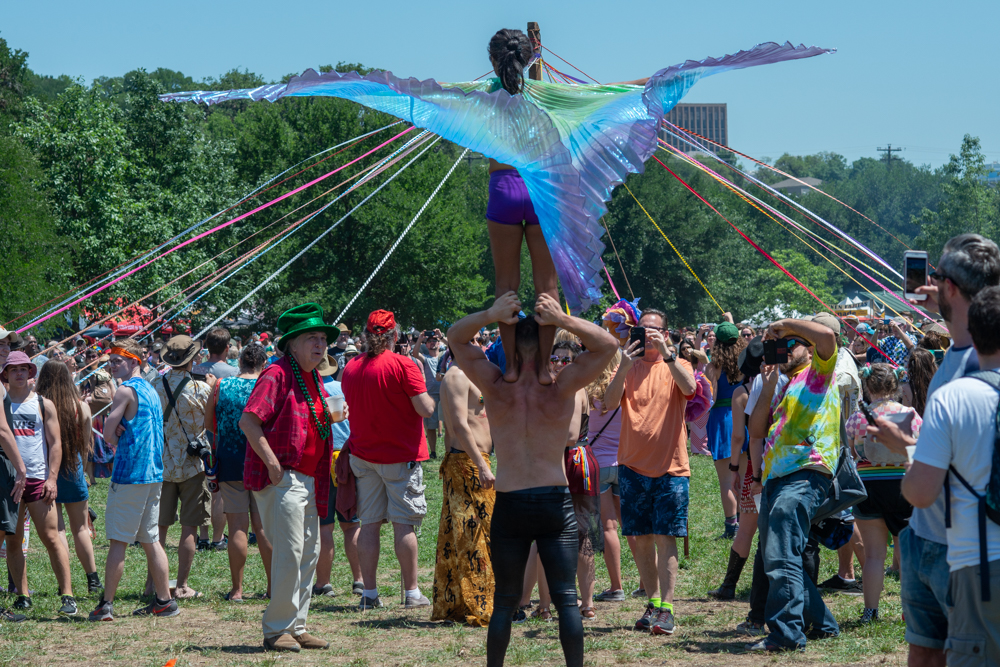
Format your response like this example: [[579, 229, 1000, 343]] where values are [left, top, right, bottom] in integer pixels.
[[366, 310, 396, 334], [259, 333, 269, 341]]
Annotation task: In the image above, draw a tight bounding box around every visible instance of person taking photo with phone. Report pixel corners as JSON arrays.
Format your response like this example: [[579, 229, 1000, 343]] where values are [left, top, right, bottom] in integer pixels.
[[746, 317, 841, 652]]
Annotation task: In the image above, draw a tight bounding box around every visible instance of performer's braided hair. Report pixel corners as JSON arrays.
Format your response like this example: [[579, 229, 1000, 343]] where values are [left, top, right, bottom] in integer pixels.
[[489, 29, 532, 95]]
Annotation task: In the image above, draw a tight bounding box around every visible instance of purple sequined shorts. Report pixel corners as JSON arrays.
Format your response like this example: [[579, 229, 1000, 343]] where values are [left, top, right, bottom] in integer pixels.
[[486, 169, 539, 226]]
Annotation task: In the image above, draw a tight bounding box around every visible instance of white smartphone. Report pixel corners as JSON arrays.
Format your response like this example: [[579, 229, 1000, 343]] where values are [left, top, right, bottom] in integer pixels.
[[903, 250, 929, 302]]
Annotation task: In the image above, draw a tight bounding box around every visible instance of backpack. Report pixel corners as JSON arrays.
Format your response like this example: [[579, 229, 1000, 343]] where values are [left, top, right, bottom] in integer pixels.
[[944, 369, 1000, 601]]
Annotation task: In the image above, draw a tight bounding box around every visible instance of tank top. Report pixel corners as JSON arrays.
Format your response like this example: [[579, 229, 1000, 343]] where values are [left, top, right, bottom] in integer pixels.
[[10, 393, 48, 480], [112, 376, 164, 485], [713, 370, 739, 407]]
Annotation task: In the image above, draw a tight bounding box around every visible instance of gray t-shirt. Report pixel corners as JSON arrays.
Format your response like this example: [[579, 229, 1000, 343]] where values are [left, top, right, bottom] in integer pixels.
[[192, 360, 238, 380], [419, 352, 442, 398], [909, 344, 979, 545]]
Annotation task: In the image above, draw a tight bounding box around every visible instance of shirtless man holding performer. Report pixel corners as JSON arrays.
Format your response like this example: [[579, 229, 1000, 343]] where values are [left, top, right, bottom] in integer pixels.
[[430, 362, 497, 626], [449, 291, 617, 667]]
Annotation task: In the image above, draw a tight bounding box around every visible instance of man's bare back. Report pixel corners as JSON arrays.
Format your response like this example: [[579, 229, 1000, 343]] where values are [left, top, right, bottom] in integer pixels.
[[440, 365, 496, 489], [448, 292, 618, 494]]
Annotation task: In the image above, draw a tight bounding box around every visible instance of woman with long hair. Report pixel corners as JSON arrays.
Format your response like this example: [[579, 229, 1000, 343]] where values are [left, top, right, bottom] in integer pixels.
[[845, 363, 921, 624], [703, 322, 748, 539], [709, 335, 763, 600], [35, 359, 102, 594], [204, 343, 273, 602], [905, 347, 938, 417]]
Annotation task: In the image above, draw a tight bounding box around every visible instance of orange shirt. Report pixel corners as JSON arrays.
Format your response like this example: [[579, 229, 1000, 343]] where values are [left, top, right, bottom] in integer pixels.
[[618, 357, 694, 478]]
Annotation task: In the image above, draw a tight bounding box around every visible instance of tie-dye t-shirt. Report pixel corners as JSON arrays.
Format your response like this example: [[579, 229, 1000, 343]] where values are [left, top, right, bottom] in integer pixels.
[[763, 349, 840, 482]]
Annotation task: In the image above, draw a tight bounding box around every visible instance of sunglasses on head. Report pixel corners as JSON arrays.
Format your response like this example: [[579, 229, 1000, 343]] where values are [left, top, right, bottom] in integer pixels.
[[549, 355, 572, 365]]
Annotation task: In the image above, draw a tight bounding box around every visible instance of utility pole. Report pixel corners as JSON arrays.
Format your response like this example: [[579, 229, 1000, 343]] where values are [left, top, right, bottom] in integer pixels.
[[877, 144, 905, 169], [527, 22, 541, 81]]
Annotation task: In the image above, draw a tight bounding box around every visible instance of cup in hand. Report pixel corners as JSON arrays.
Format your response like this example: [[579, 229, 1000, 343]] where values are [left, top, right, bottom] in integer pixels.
[[325, 395, 346, 423]]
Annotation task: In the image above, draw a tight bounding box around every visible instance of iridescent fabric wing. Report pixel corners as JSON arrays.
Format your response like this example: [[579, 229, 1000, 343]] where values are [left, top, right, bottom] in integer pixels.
[[160, 42, 833, 313]]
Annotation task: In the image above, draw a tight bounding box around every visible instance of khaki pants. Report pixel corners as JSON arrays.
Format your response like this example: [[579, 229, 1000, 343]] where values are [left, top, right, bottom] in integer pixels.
[[254, 470, 320, 639]]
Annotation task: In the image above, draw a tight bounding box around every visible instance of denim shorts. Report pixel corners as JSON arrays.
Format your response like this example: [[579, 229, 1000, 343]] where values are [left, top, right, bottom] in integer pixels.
[[599, 465, 620, 496], [899, 526, 950, 650], [618, 466, 688, 537]]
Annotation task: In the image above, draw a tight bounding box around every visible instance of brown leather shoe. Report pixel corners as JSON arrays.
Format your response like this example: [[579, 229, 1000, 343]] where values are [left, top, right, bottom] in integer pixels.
[[263, 634, 301, 652], [294, 632, 330, 649]]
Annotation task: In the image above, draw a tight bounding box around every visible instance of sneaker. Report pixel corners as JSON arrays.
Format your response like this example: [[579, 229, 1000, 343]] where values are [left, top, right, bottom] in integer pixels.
[[58, 595, 78, 616], [818, 575, 863, 595], [211, 537, 228, 551], [746, 638, 804, 653], [86, 572, 104, 594], [594, 588, 626, 602], [88, 600, 114, 622], [650, 608, 676, 636], [312, 583, 337, 598], [358, 595, 383, 611], [0, 608, 26, 623], [196, 538, 210, 551], [247, 532, 257, 546], [13, 596, 31, 610], [634, 602, 657, 631], [512, 609, 527, 624], [860, 607, 880, 625], [352, 581, 364, 596], [736, 619, 766, 636], [630, 587, 646, 598], [404, 594, 431, 608], [133, 598, 180, 618], [721, 522, 738, 539]]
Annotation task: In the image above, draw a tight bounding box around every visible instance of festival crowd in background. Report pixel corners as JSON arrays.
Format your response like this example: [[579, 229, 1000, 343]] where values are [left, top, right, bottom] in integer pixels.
[[0, 232, 998, 665]]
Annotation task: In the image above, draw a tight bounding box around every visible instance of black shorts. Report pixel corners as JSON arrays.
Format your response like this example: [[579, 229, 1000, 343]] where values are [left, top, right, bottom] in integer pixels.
[[855, 477, 912, 536], [321, 480, 359, 526], [0, 455, 18, 535]]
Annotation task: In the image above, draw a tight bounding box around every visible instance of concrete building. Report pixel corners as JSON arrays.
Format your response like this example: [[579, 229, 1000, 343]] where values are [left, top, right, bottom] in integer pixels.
[[660, 103, 728, 153]]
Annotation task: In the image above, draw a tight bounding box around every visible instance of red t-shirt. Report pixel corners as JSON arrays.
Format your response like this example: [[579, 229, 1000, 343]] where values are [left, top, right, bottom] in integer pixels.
[[341, 352, 428, 464], [293, 369, 326, 477]]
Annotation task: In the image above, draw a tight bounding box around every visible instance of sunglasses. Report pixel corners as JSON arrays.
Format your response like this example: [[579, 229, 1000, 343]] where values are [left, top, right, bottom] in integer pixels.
[[929, 270, 950, 283], [785, 337, 810, 349], [643, 325, 666, 332], [741, 332, 753, 339], [549, 356, 572, 365]]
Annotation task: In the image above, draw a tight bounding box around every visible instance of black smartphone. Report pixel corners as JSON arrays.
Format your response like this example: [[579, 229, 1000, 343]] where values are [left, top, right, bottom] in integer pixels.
[[762, 338, 789, 365], [859, 400, 878, 426], [629, 326, 646, 356]]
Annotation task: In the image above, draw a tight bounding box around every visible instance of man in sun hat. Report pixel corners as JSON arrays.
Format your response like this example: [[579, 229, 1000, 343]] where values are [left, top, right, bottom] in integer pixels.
[[341, 309, 435, 611], [0, 327, 21, 370], [240, 303, 338, 652], [153, 335, 212, 601]]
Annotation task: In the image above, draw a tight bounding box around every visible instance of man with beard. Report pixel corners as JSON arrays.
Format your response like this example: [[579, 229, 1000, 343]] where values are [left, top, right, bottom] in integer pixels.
[[746, 318, 841, 652]]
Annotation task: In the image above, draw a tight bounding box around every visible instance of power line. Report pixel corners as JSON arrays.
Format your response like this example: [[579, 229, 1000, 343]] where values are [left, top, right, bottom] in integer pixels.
[[877, 143, 905, 168]]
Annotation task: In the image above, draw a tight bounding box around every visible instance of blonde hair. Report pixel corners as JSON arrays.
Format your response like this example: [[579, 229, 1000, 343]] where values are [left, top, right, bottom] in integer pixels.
[[554, 328, 579, 346], [586, 349, 622, 411]]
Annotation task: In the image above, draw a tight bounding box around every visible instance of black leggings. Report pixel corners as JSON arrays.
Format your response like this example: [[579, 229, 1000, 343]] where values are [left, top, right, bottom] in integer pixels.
[[487, 487, 582, 667]]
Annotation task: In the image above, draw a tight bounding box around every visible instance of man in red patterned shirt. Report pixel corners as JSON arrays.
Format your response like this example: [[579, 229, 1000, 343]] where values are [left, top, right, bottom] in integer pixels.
[[342, 309, 436, 611], [239, 303, 340, 653]]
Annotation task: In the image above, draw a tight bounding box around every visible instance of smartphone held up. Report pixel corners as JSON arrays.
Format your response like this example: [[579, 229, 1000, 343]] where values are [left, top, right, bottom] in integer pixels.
[[904, 250, 928, 302], [629, 326, 646, 356]]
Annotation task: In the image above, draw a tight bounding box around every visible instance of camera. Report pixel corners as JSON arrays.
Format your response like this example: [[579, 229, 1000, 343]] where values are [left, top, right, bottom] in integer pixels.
[[186, 439, 212, 458]]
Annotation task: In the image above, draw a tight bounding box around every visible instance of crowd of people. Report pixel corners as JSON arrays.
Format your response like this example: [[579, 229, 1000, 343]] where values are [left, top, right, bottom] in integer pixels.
[[0, 232, 997, 665]]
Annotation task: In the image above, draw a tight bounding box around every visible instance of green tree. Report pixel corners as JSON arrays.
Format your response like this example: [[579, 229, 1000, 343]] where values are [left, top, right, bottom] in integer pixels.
[[915, 135, 1000, 260]]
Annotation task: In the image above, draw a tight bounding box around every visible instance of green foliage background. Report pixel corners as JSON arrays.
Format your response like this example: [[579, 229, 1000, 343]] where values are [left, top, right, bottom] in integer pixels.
[[2, 33, 998, 338]]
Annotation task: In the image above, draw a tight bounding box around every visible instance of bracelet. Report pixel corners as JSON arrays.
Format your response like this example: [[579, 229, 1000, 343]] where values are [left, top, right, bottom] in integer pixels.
[[751, 474, 762, 483], [728, 462, 739, 472]]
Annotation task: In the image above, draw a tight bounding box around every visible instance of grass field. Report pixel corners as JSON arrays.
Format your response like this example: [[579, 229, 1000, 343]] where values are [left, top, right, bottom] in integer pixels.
[[0, 453, 908, 666]]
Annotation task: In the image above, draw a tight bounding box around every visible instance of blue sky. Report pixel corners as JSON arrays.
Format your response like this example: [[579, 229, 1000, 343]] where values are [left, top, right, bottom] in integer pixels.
[[4, 0, 997, 168]]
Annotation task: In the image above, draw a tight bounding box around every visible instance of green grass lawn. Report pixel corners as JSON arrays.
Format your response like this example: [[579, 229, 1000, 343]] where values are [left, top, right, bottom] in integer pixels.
[[0, 453, 907, 666]]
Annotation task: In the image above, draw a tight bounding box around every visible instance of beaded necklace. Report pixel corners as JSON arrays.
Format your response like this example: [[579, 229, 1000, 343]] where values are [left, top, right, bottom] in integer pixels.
[[289, 355, 331, 440]]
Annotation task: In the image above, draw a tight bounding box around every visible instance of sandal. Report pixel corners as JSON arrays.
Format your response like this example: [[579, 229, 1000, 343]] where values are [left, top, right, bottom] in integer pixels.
[[580, 606, 596, 620], [530, 606, 553, 621]]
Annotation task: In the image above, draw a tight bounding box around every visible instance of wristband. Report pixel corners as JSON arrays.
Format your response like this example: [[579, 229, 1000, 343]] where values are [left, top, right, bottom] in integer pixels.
[[728, 462, 739, 472], [751, 474, 762, 483]]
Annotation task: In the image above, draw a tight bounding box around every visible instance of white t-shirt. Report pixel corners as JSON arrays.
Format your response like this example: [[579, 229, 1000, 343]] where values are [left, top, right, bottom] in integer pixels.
[[909, 345, 979, 545], [745, 373, 789, 418], [913, 373, 1000, 571], [10, 393, 49, 480]]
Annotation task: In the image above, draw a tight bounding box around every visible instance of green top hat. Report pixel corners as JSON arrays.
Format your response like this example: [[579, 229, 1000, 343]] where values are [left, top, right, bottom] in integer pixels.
[[277, 303, 339, 352]]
